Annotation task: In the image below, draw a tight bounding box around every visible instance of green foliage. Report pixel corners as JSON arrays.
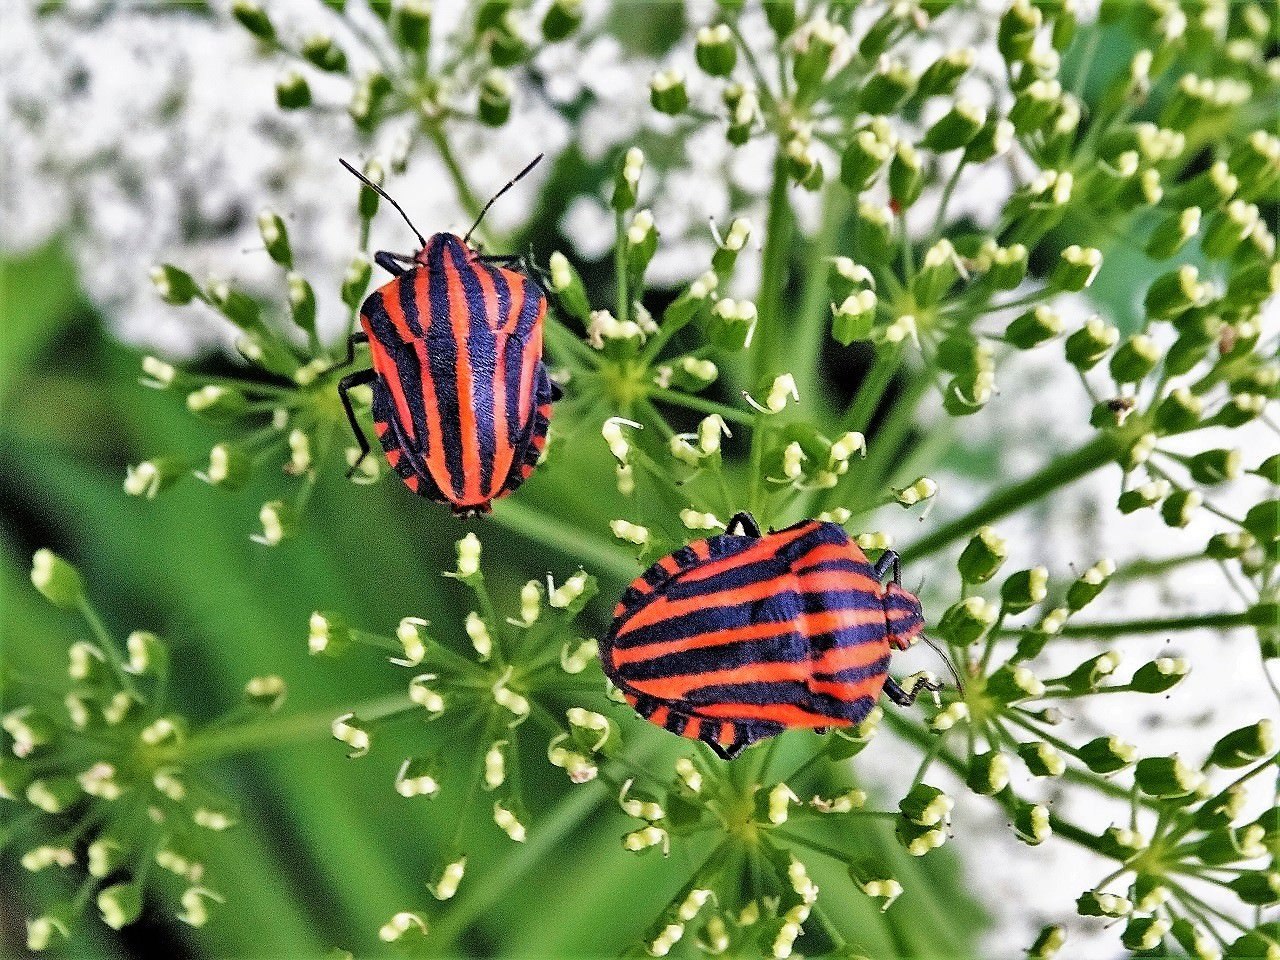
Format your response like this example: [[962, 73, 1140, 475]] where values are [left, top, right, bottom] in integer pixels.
[[4, 1, 1280, 958]]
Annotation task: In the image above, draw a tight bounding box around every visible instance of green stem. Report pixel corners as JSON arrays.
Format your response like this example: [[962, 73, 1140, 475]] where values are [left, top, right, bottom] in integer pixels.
[[754, 149, 795, 385], [76, 597, 139, 701], [646, 387, 754, 427], [1010, 609, 1259, 638], [427, 124, 483, 223], [901, 432, 1123, 562], [490, 499, 637, 585], [152, 694, 410, 767], [615, 209, 630, 325]]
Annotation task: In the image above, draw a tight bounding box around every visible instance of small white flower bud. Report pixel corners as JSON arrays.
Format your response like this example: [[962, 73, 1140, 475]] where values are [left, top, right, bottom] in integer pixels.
[[394, 617, 430, 667], [675, 757, 702, 792], [453, 532, 482, 578], [623, 825, 669, 854], [493, 801, 527, 842], [484, 740, 508, 790], [766, 373, 799, 412], [408, 674, 445, 716], [648, 923, 684, 957], [177, 887, 223, 927], [431, 858, 466, 901], [560, 639, 596, 674], [769, 783, 800, 824], [549, 570, 589, 608], [465, 612, 493, 661], [697, 415, 731, 455], [680, 509, 722, 531], [395, 758, 439, 798], [331, 712, 370, 758], [611, 519, 650, 545], [492, 669, 530, 723], [619, 779, 665, 821], [378, 912, 427, 942], [896, 477, 938, 506]]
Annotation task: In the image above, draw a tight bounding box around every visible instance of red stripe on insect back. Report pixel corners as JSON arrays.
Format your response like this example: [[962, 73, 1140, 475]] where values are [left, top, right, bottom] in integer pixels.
[[717, 722, 734, 746], [681, 717, 702, 740], [696, 701, 842, 728], [610, 608, 885, 667], [649, 705, 669, 726], [472, 264, 515, 492], [367, 335, 417, 444], [443, 252, 483, 505], [812, 640, 891, 673], [615, 569, 864, 639], [380, 277, 417, 340], [690, 540, 711, 561], [516, 282, 544, 431], [677, 522, 824, 585], [628, 661, 812, 701], [808, 675, 886, 703]]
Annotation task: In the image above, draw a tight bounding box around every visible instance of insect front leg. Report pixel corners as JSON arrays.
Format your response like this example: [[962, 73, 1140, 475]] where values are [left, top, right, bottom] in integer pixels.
[[883, 675, 944, 707], [872, 549, 902, 584], [725, 512, 763, 538], [337, 368, 377, 478], [374, 250, 416, 276]]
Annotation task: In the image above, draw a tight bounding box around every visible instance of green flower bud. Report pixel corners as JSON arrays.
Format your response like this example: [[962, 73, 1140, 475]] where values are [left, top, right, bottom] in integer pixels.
[[997, 0, 1041, 63], [855, 201, 894, 261], [1207, 531, 1255, 560], [98, 882, 143, 930], [349, 72, 391, 131], [828, 257, 873, 303], [1170, 919, 1219, 960], [613, 147, 644, 212], [943, 370, 996, 416], [861, 58, 916, 113], [150, 264, 200, 305], [285, 272, 317, 336], [1203, 200, 1260, 258], [1009, 78, 1060, 134], [487, 12, 530, 67], [1001, 567, 1047, 614], [1109, 334, 1160, 384], [1152, 386, 1202, 433], [913, 240, 960, 305], [1214, 392, 1266, 428], [723, 82, 760, 145], [917, 48, 974, 98], [27, 775, 81, 813], [1049, 245, 1101, 292], [123, 458, 185, 499], [1230, 928, 1280, 959], [1027, 925, 1066, 959], [1006, 305, 1063, 348], [1078, 735, 1137, 774], [1135, 754, 1206, 798], [257, 211, 292, 268], [899, 783, 953, 826], [938, 596, 998, 646], [548, 251, 590, 322], [695, 24, 736, 76], [1060, 651, 1121, 693], [831, 290, 876, 345], [888, 142, 923, 207], [986, 663, 1045, 702], [478, 69, 513, 126], [785, 136, 823, 190], [1228, 130, 1280, 200], [896, 817, 948, 856], [3, 708, 57, 757], [937, 334, 991, 377], [1076, 889, 1131, 918], [301, 33, 347, 73], [1209, 720, 1274, 769], [963, 116, 1014, 163], [966, 750, 1011, 796], [707, 298, 757, 350], [232, 0, 275, 40], [1012, 801, 1051, 845], [1130, 656, 1189, 693], [958, 526, 1007, 584], [341, 255, 372, 311], [541, 0, 582, 41], [1160, 489, 1200, 528], [1230, 872, 1280, 906], [649, 69, 688, 115], [762, 0, 796, 37], [1188, 448, 1241, 485], [393, 0, 431, 49], [858, 4, 909, 58], [923, 99, 986, 152], [1146, 206, 1201, 259], [1066, 558, 1115, 610], [1145, 265, 1209, 319], [1018, 741, 1065, 778], [1121, 917, 1168, 952], [792, 17, 848, 96], [31, 549, 84, 609], [275, 70, 312, 110], [981, 240, 1028, 290], [1196, 823, 1265, 865], [840, 129, 891, 193]]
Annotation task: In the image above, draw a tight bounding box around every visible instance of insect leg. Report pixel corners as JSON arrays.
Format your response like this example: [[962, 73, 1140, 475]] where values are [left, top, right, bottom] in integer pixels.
[[872, 549, 902, 584], [726, 512, 763, 538], [337, 368, 377, 478], [374, 250, 416, 276], [883, 675, 944, 707]]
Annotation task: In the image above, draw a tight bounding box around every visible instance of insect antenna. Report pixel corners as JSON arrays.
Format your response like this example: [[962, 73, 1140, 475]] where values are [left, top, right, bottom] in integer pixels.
[[463, 153, 544, 245], [920, 634, 966, 696], [338, 158, 427, 249]]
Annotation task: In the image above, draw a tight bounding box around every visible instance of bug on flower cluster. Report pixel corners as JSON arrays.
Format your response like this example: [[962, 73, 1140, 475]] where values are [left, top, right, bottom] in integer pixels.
[[601, 514, 958, 759], [332, 156, 559, 516]]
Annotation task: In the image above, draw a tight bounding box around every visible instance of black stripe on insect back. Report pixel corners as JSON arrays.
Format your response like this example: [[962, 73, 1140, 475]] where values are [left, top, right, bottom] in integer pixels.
[[483, 263, 523, 450], [364, 288, 431, 452], [397, 263, 427, 339], [425, 238, 467, 496], [446, 242, 498, 496]]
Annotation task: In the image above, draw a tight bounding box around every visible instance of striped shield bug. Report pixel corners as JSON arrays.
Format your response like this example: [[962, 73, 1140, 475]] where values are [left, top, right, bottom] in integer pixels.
[[600, 513, 961, 759], [331, 156, 560, 516]]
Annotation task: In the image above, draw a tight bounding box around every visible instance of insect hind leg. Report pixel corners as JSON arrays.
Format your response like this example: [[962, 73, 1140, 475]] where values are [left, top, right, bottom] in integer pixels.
[[337, 368, 376, 478], [884, 675, 944, 707], [726, 512, 763, 538], [375, 250, 416, 276], [872, 549, 902, 584]]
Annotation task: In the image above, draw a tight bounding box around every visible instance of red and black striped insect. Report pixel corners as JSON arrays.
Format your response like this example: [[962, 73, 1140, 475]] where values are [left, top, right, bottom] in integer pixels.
[[332, 156, 560, 516], [601, 514, 958, 759]]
